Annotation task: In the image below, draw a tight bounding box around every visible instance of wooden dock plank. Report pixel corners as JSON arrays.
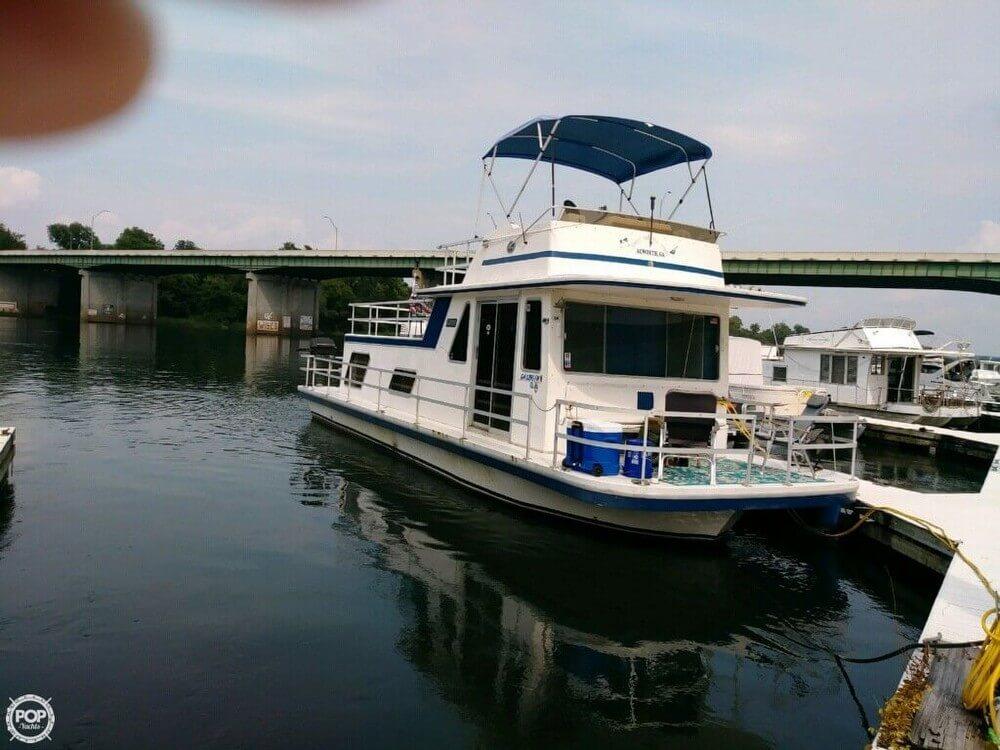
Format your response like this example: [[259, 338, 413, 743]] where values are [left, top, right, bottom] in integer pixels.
[[909, 647, 989, 749]]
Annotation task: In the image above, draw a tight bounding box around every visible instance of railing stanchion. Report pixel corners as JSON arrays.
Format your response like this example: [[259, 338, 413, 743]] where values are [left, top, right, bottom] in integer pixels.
[[786, 418, 794, 483], [551, 402, 561, 468], [524, 398, 532, 460], [641, 416, 650, 485], [377, 370, 383, 411], [850, 420, 858, 477], [745, 415, 754, 486], [414, 377, 421, 426], [657, 418, 665, 481]]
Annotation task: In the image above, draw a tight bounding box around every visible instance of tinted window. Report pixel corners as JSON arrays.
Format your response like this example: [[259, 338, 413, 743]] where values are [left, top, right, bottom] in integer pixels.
[[448, 303, 470, 362], [773, 366, 787, 382], [522, 299, 542, 371], [563, 302, 604, 373], [563, 302, 718, 380], [389, 368, 416, 394], [846, 356, 858, 384], [348, 352, 369, 388], [831, 355, 846, 384], [820, 354, 831, 383], [607, 305, 665, 376]]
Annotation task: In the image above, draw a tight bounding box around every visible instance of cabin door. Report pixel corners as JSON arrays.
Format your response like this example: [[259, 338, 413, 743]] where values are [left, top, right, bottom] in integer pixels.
[[473, 301, 518, 431], [887, 356, 915, 403]]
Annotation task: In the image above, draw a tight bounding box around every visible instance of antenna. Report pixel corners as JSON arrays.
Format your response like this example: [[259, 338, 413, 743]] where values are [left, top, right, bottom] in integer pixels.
[[649, 196, 656, 246]]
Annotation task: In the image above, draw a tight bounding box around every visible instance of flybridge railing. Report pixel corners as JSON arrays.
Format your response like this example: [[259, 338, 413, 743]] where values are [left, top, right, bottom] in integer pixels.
[[776, 375, 981, 411], [301, 355, 860, 486], [348, 298, 434, 339]]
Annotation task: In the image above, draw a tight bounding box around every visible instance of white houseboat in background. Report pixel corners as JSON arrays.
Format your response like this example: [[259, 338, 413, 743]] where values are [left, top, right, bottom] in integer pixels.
[[763, 317, 980, 427], [972, 359, 1000, 425], [299, 115, 859, 540]]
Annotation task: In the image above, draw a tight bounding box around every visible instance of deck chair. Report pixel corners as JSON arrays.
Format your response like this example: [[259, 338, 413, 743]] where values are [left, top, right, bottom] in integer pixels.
[[663, 391, 719, 467]]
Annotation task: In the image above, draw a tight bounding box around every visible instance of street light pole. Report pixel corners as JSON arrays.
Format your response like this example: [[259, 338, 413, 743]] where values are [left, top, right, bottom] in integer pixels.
[[322, 215, 339, 252], [90, 210, 111, 249]]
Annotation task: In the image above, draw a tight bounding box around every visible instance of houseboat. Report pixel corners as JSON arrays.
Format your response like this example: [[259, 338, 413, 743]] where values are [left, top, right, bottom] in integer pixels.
[[299, 115, 859, 539], [763, 317, 980, 427]]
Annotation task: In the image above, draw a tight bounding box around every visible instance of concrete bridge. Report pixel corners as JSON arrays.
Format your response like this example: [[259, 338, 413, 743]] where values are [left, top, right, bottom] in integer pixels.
[[0, 248, 995, 335], [0, 249, 450, 335]]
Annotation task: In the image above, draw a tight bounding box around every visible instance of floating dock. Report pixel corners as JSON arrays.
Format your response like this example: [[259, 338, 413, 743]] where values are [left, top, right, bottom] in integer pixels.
[[847, 420, 1000, 749], [0, 426, 13, 486]]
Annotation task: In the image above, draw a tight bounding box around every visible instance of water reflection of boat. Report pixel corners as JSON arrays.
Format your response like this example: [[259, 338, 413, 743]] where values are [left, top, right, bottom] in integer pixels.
[[289, 425, 898, 746]]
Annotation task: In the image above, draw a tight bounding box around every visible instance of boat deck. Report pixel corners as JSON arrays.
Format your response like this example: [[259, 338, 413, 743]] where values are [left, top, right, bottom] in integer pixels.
[[303, 386, 833, 490], [854, 420, 1000, 749]]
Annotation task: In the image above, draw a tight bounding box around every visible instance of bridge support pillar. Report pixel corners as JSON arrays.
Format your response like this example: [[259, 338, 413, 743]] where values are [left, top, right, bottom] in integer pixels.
[[413, 267, 443, 289], [245, 273, 321, 336], [0, 268, 61, 318], [79, 270, 158, 325]]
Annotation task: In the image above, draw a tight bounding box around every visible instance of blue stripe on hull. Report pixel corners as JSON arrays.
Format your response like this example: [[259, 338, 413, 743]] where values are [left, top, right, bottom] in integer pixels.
[[299, 389, 851, 514]]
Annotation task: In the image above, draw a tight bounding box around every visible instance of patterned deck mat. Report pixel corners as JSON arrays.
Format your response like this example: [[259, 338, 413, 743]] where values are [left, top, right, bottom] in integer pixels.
[[658, 458, 825, 486]]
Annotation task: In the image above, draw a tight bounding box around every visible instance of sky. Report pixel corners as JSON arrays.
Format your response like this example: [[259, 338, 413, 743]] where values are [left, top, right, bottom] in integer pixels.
[[1, 1, 998, 350]]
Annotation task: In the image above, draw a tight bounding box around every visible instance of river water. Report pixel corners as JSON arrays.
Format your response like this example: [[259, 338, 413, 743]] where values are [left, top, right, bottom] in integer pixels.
[[0, 319, 956, 748]]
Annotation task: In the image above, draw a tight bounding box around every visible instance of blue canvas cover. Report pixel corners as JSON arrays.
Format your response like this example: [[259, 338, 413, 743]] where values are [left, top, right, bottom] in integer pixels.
[[485, 115, 712, 184]]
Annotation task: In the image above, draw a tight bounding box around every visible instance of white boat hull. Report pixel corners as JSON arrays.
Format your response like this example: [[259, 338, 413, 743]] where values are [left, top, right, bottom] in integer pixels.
[[306, 398, 737, 539]]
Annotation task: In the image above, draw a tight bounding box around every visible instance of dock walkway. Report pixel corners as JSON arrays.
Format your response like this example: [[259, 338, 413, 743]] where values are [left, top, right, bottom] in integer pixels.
[[855, 419, 999, 749], [0, 426, 14, 487]]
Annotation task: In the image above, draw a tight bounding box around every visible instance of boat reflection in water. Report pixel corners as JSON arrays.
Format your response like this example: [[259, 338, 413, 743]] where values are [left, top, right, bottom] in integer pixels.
[[293, 423, 932, 748]]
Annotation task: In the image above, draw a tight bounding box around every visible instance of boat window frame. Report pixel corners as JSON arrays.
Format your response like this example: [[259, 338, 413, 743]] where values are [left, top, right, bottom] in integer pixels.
[[820, 354, 832, 383], [388, 368, 417, 395], [348, 352, 370, 388], [521, 298, 543, 372], [448, 303, 471, 363], [772, 365, 787, 383], [561, 298, 720, 382]]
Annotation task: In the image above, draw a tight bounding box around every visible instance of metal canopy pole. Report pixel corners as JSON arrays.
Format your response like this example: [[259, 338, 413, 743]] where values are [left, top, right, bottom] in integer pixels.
[[506, 119, 561, 220], [703, 164, 716, 229]]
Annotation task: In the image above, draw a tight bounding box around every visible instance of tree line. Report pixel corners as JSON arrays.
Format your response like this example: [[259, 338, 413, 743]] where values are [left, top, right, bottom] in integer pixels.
[[729, 315, 810, 345]]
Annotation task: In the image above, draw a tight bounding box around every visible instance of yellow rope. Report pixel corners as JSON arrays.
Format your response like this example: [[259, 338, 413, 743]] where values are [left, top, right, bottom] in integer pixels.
[[818, 503, 1000, 737]]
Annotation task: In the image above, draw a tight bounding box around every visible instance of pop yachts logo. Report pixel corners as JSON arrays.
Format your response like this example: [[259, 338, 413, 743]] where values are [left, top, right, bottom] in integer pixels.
[[6, 695, 54, 744]]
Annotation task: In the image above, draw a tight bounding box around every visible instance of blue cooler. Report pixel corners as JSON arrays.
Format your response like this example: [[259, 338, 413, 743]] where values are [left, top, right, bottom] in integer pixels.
[[577, 419, 623, 477], [623, 437, 654, 479]]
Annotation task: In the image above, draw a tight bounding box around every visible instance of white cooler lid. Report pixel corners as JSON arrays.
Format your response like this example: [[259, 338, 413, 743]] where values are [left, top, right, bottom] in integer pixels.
[[578, 419, 623, 433]]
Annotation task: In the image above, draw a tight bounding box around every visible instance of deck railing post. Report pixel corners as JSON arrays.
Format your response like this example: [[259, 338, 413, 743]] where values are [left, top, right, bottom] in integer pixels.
[[641, 416, 650, 485], [327, 358, 333, 387], [524, 397, 531, 459], [850, 420, 858, 477], [786, 418, 794, 484], [657, 420, 665, 481], [377, 370, 383, 411], [745, 415, 754, 486], [414, 377, 421, 426], [551, 402, 561, 468]]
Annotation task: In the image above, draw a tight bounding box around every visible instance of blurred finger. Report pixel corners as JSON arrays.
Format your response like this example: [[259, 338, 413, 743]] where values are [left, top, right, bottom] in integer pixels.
[[0, 0, 153, 140]]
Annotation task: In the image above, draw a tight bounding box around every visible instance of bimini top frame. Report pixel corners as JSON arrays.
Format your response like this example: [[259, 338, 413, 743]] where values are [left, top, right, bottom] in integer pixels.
[[481, 115, 716, 228]]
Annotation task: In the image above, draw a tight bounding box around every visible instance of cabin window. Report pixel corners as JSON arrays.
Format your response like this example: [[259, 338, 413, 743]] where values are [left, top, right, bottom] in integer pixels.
[[563, 302, 605, 373], [388, 368, 416, 394], [870, 355, 884, 375], [448, 303, 470, 362], [607, 305, 666, 376], [522, 299, 542, 371], [348, 352, 370, 388], [563, 302, 719, 380], [773, 366, 787, 382], [820, 354, 832, 383], [822, 354, 858, 385]]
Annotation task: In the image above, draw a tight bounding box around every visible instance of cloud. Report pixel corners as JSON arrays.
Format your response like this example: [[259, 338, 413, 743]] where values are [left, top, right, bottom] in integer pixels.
[[965, 220, 1000, 252], [0, 167, 42, 208]]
